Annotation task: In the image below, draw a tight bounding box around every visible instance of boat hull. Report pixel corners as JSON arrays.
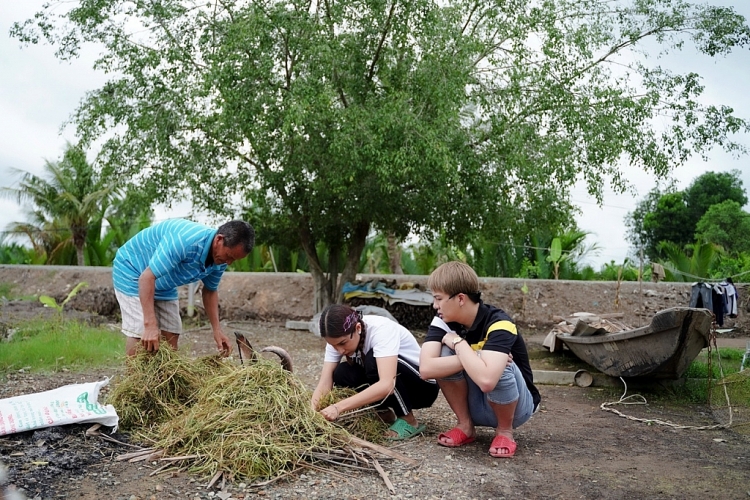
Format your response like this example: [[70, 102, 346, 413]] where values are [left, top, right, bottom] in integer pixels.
[[558, 307, 713, 379]]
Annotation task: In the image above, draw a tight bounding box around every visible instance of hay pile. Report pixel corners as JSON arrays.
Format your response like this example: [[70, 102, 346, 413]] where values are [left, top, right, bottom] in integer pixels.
[[318, 387, 389, 443], [108, 348, 389, 481]]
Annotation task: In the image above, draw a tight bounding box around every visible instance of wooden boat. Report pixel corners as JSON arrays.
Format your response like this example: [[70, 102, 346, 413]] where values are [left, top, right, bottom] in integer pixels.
[[557, 307, 713, 379]]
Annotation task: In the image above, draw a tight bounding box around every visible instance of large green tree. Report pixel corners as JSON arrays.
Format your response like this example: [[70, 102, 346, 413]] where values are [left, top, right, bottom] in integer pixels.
[[12, 0, 750, 309], [627, 170, 747, 259], [642, 191, 693, 256], [1, 144, 115, 266], [684, 170, 747, 226], [695, 199, 750, 256]]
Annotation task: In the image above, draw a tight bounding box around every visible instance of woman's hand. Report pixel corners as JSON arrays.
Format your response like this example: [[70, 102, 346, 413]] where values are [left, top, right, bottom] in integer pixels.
[[310, 393, 321, 412], [320, 403, 341, 421]]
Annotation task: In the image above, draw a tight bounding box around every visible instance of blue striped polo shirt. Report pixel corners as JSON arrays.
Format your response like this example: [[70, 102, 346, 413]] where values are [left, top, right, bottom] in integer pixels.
[[112, 219, 226, 301]]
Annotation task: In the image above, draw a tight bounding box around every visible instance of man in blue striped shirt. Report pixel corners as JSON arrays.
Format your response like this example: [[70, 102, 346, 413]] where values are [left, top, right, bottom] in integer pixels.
[[113, 219, 255, 356]]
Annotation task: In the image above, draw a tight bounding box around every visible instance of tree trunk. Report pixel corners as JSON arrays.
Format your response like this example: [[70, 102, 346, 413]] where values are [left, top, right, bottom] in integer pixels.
[[298, 221, 371, 314], [386, 232, 403, 274], [73, 229, 86, 266], [335, 222, 370, 301]]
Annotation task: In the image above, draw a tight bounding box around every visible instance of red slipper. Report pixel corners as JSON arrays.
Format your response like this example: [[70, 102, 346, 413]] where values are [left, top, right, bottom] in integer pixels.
[[489, 434, 517, 458], [437, 427, 476, 448]]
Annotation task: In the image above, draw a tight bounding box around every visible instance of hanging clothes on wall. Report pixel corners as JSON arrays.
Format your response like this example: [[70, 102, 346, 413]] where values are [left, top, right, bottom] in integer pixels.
[[712, 283, 726, 327], [721, 278, 739, 319], [689, 281, 727, 326], [689, 282, 713, 310]]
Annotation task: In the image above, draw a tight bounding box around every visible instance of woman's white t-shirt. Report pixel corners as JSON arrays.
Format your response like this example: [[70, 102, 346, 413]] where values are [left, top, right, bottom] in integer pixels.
[[323, 315, 421, 366]]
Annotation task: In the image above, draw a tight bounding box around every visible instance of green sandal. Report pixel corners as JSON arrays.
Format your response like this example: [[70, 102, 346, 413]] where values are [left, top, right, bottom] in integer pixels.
[[385, 418, 427, 441]]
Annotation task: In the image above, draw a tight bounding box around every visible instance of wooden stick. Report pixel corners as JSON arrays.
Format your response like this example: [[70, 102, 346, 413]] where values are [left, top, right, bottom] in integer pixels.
[[348, 436, 418, 465], [149, 463, 177, 476], [115, 448, 156, 461], [92, 431, 143, 449], [206, 470, 223, 489], [85, 424, 102, 436], [129, 450, 165, 463], [372, 458, 395, 494], [249, 469, 296, 487], [296, 461, 348, 480]]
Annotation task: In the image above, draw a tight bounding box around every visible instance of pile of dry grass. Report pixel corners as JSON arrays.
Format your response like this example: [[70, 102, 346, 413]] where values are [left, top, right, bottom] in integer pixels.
[[318, 387, 389, 444], [107, 348, 393, 482]]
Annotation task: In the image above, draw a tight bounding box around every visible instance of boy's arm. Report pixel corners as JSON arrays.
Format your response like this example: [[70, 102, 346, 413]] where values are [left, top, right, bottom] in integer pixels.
[[419, 340, 465, 379], [442, 332, 509, 392]]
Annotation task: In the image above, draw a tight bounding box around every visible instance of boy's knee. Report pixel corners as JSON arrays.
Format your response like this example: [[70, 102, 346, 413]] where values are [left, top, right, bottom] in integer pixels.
[[486, 367, 520, 405]]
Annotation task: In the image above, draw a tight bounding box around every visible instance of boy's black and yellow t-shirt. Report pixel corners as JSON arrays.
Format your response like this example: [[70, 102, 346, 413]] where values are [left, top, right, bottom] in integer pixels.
[[425, 302, 541, 409]]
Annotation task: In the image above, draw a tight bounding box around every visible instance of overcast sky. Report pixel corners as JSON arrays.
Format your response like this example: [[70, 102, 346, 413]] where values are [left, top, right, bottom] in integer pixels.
[[1, 1, 749, 269]]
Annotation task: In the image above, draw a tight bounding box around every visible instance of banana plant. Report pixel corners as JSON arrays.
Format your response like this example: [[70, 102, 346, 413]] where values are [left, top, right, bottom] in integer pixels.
[[39, 281, 88, 312], [546, 238, 566, 280]]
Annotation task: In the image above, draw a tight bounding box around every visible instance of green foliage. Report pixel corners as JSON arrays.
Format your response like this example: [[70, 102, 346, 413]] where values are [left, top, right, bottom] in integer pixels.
[[628, 171, 748, 261], [597, 259, 641, 282], [658, 241, 722, 281], [39, 282, 89, 312], [0, 318, 123, 373], [0, 282, 16, 299], [695, 200, 750, 256], [0, 241, 41, 265], [0, 143, 116, 266], [359, 234, 391, 275], [684, 170, 747, 226], [546, 238, 565, 280], [710, 252, 750, 279], [13, 0, 750, 307], [403, 237, 466, 276], [642, 192, 693, 258], [678, 348, 746, 402], [625, 187, 664, 257]]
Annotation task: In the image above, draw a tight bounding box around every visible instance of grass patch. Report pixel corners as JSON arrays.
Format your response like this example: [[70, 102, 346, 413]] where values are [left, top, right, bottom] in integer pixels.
[[0, 318, 124, 373], [0, 281, 37, 301], [0, 282, 16, 298], [686, 348, 744, 379], [673, 347, 750, 414]]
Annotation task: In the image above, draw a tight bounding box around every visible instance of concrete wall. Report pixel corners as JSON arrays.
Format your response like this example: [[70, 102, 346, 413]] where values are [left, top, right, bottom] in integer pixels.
[[0, 265, 745, 332]]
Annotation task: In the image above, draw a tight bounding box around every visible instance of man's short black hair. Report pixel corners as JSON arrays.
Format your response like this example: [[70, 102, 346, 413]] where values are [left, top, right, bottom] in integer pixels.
[[217, 220, 255, 253]]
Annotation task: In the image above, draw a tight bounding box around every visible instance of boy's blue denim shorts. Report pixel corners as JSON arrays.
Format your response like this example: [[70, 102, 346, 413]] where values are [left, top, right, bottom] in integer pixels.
[[440, 345, 535, 428]]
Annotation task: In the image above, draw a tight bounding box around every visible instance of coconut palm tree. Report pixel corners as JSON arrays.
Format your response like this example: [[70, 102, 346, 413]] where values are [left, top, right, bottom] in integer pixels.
[[1, 143, 115, 266], [657, 241, 722, 282]]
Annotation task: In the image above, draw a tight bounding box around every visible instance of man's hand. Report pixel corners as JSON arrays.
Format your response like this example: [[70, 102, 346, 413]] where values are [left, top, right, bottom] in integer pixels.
[[141, 325, 161, 352], [214, 330, 232, 357]]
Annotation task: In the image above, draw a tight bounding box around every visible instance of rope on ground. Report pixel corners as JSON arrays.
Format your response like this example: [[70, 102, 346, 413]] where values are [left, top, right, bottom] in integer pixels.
[[600, 377, 728, 430], [601, 320, 734, 430]]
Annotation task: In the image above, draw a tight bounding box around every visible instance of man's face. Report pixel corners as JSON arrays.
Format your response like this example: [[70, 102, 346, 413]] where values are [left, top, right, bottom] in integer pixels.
[[212, 235, 248, 265], [432, 290, 461, 322]]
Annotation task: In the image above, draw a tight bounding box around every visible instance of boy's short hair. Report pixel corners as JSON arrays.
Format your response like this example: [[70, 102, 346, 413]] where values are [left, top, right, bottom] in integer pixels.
[[428, 261, 480, 299]]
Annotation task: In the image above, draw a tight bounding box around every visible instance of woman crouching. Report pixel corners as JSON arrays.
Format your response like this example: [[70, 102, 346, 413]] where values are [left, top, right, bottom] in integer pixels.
[[311, 304, 438, 440]]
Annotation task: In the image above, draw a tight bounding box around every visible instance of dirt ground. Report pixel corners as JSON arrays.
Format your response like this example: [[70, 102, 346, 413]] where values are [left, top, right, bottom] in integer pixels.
[[1, 299, 749, 500]]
